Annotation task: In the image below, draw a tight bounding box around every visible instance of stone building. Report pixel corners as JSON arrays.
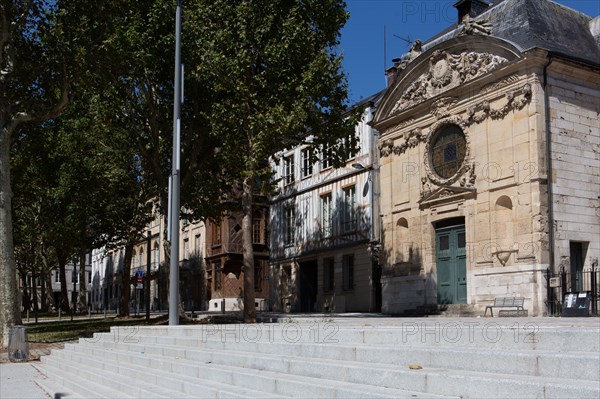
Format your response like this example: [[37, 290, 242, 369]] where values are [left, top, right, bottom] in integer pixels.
[[90, 207, 207, 313], [269, 94, 383, 313], [372, 0, 599, 315]]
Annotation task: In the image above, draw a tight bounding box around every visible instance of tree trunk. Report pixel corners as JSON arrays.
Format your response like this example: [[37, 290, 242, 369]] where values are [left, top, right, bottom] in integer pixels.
[[242, 175, 256, 323], [20, 271, 29, 312], [78, 249, 87, 312], [119, 241, 134, 317], [39, 242, 55, 312], [42, 266, 56, 312], [32, 270, 39, 322], [57, 254, 70, 313], [40, 269, 47, 312], [0, 128, 22, 348]]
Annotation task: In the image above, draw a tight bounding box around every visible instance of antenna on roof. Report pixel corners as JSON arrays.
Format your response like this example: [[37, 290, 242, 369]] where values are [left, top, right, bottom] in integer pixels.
[[393, 34, 413, 48], [383, 24, 387, 83]]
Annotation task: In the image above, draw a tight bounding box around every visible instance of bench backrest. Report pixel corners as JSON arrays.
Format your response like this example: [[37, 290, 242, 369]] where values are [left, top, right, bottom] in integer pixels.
[[494, 297, 524, 306]]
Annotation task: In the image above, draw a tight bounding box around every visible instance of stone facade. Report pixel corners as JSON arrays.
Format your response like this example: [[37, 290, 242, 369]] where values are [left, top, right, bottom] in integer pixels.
[[373, 1, 599, 316], [269, 97, 383, 313]]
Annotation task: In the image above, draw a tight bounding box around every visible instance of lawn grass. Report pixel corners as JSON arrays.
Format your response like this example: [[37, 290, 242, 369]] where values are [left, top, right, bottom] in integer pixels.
[[26, 316, 167, 343]]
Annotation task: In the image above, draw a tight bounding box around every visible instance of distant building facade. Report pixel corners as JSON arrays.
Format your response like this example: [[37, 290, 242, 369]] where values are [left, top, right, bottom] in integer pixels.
[[90, 207, 207, 313], [372, 0, 599, 315], [204, 209, 271, 312], [269, 94, 383, 313]]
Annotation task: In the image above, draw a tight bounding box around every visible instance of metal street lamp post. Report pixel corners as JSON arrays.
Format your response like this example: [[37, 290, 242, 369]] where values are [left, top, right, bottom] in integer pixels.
[[168, 0, 183, 326]]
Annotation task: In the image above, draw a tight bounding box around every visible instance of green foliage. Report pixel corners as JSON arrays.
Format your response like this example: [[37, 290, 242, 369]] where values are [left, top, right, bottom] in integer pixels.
[[186, 0, 359, 177]]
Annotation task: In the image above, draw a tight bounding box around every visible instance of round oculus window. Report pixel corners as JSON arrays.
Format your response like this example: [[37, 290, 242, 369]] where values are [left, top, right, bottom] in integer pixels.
[[430, 125, 467, 179]]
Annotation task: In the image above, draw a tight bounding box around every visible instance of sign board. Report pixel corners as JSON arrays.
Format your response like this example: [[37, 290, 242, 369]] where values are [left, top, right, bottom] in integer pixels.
[[562, 291, 591, 317], [549, 277, 560, 288], [136, 283, 144, 289]]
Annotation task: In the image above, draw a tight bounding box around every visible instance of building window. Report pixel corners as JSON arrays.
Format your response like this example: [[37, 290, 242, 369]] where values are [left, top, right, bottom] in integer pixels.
[[321, 193, 332, 237], [88, 271, 92, 284], [321, 144, 333, 169], [194, 235, 201, 254], [343, 131, 359, 160], [139, 247, 144, 267], [183, 238, 189, 260], [254, 262, 263, 291], [430, 124, 467, 179], [301, 148, 313, 178], [283, 155, 295, 186], [153, 243, 160, 267], [55, 269, 59, 283], [285, 207, 296, 246], [253, 218, 262, 244], [342, 186, 357, 233], [323, 257, 334, 293], [343, 254, 354, 291], [132, 250, 137, 269], [212, 223, 221, 245], [215, 262, 222, 291]]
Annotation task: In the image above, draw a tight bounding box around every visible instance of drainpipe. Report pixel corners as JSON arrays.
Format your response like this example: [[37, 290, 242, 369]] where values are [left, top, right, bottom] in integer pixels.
[[543, 55, 555, 276], [367, 103, 382, 313], [367, 104, 376, 242]]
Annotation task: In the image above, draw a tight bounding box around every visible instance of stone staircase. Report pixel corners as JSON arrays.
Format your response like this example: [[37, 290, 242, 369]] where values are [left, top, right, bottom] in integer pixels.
[[34, 318, 600, 398]]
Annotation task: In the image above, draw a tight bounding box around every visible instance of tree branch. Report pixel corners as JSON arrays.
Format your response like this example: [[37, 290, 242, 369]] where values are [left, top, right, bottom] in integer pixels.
[[7, 63, 70, 138], [0, 4, 12, 85]]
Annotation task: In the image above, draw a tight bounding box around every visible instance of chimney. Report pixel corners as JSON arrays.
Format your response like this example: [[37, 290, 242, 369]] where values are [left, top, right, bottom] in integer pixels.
[[454, 0, 490, 24]]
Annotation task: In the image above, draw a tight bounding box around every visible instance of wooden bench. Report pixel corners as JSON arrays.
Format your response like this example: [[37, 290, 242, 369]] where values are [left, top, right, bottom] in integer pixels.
[[484, 297, 525, 317]]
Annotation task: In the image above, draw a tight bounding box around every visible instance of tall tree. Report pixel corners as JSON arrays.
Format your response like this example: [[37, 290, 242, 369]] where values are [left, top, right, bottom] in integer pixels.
[[1, 0, 129, 345], [1, 0, 69, 346], [186, 0, 359, 322], [93, 0, 228, 318]]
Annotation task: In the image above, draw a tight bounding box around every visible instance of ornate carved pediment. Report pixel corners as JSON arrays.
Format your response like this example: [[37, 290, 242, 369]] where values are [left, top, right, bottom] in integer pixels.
[[390, 50, 508, 115], [419, 185, 477, 208]]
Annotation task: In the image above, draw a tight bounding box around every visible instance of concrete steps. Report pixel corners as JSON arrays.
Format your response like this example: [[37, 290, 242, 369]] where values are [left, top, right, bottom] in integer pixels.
[[36, 318, 600, 398], [107, 334, 599, 380]]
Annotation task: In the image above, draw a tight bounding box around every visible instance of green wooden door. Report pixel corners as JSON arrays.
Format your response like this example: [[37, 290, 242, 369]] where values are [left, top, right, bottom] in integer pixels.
[[436, 225, 467, 304]]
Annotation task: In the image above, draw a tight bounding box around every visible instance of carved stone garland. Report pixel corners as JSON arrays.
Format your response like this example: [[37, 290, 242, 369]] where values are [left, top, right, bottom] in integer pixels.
[[464, 83, 532, 124]]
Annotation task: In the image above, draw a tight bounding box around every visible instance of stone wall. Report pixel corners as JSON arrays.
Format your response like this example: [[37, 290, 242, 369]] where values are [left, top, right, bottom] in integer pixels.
[[548, 62, 600, 279]]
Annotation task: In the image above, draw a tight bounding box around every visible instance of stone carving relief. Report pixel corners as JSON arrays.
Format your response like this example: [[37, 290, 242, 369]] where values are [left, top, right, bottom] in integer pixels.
[[394, 40, 424, 72], [421, 177, 434, 197], [378, 128, 425, 157], [390, 50, 508, 114], [408, 40, 423, 62], [431, 97, 458, 119], [464, 84, 532, 125], [533, 214, 548, 233], [459, 16, 492, 36], [459, 163, 477, 188], [380, 83, 533, 159]]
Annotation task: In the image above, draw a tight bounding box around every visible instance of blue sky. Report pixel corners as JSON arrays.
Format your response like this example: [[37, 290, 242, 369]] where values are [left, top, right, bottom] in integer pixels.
[[340, 0, 600, 103]]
